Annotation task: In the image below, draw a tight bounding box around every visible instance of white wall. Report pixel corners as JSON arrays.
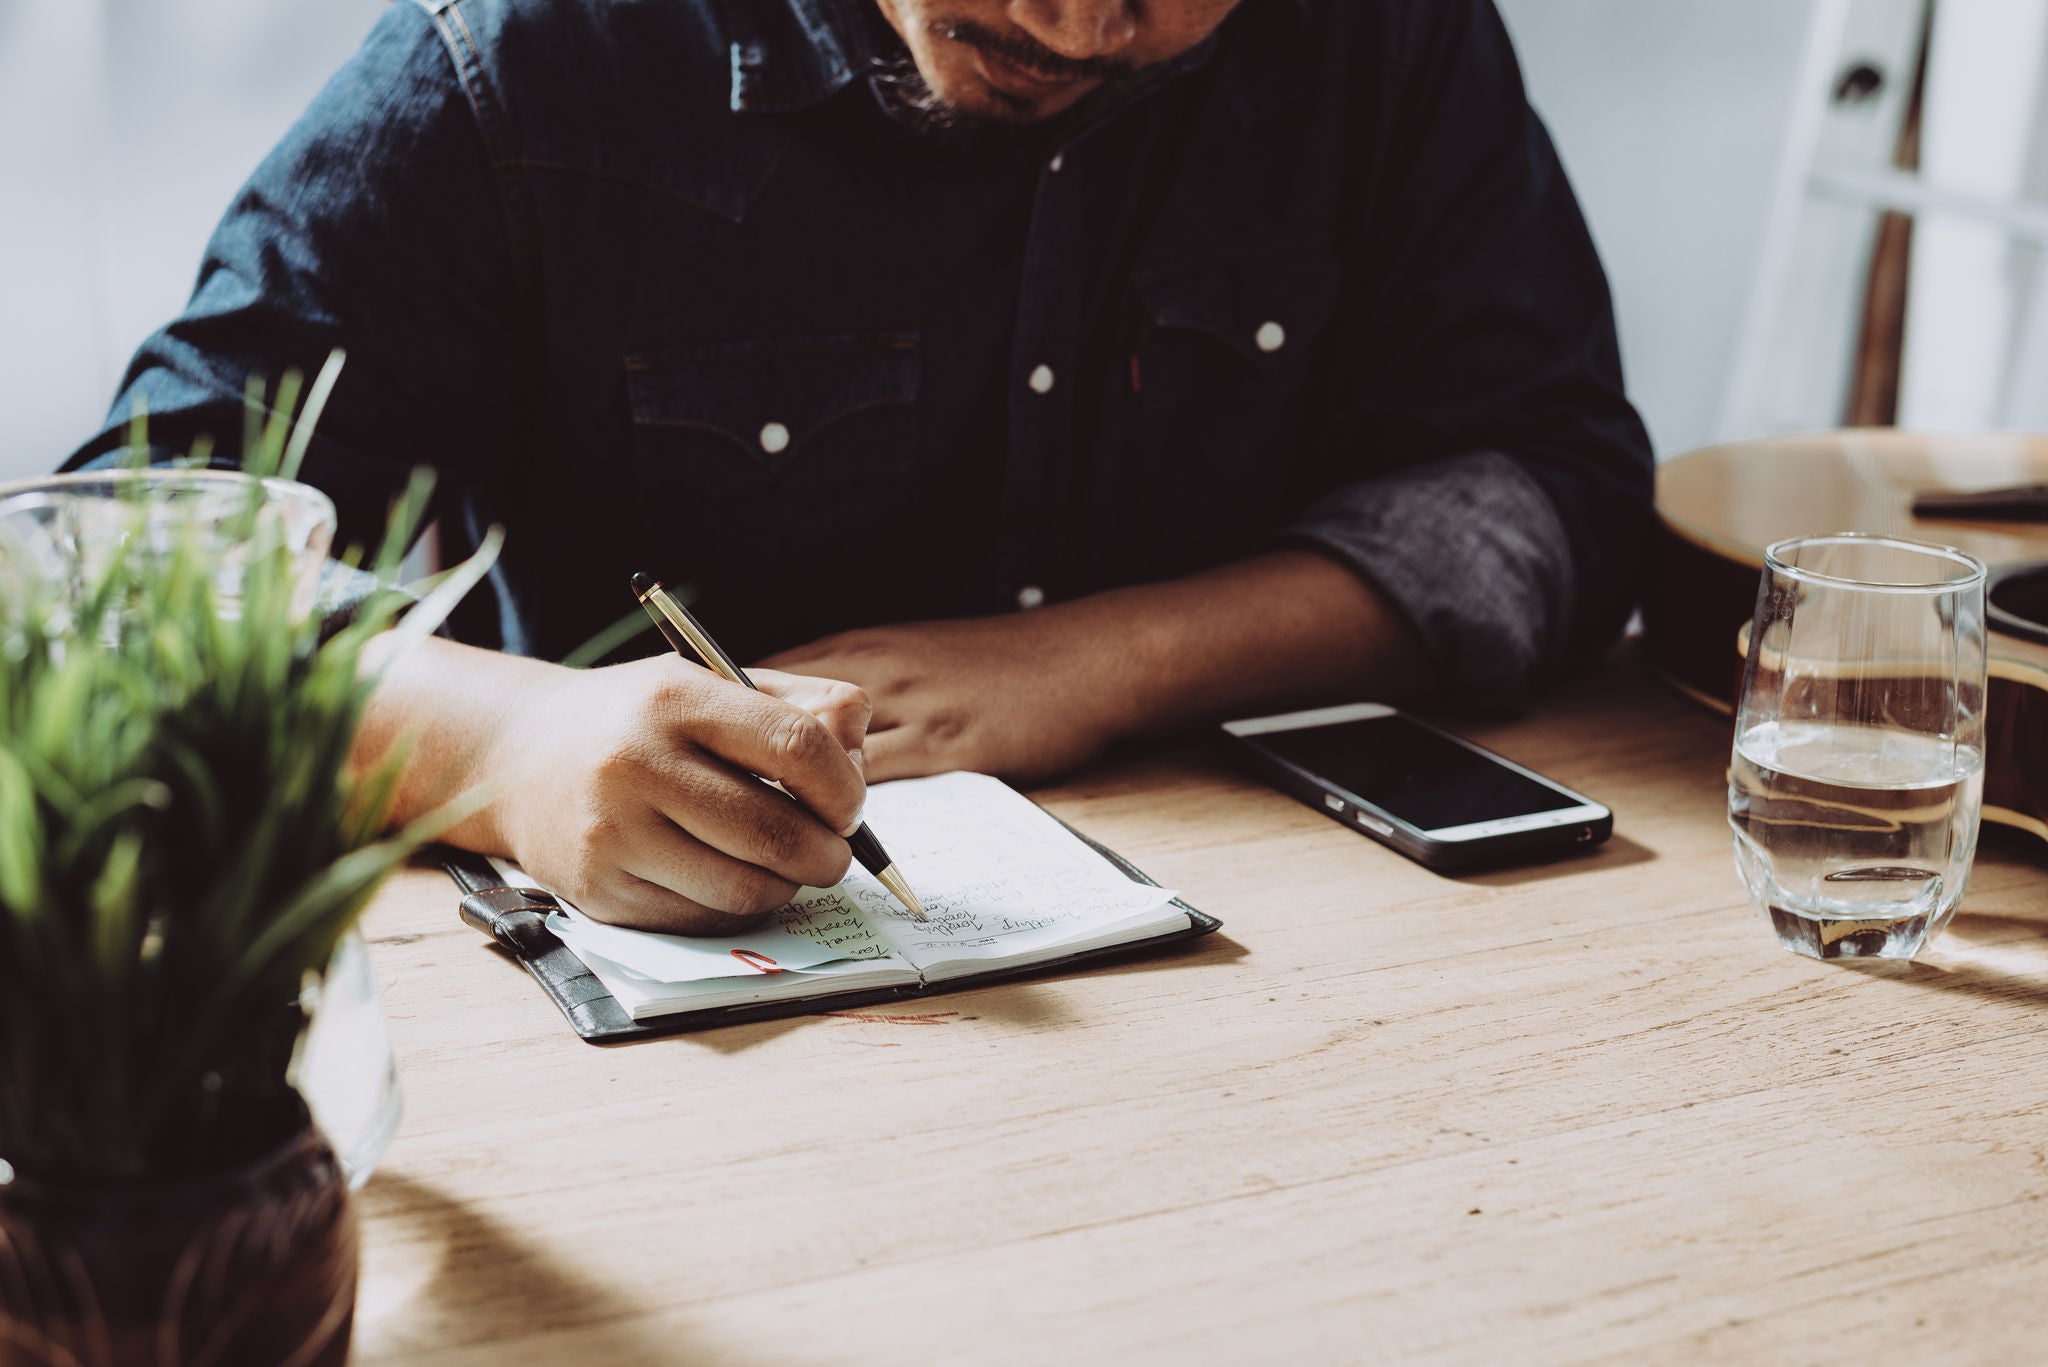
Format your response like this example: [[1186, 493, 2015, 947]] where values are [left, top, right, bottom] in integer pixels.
[[1496, 0, 1829, 461], [0, 0, 386, 483], [1898, 0, 2048, 429]]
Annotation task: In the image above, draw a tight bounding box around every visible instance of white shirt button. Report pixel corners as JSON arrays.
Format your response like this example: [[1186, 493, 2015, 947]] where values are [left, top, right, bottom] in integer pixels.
[[759, 421, 790, 454], [1016, 585, 1046, 610], [1049, 152, 1064, 173], [1255, 321, 1287, 353], [1028, 364, 1056, 394]]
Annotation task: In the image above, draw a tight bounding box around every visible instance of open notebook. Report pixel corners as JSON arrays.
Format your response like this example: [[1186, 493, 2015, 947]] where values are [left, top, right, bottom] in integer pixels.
[[448, 771, 1219, 1039]]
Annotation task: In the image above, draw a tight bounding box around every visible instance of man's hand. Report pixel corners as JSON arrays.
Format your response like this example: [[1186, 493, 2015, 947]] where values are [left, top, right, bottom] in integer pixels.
[[759, 613, 1128, 782], [357, 641, 872, 934], [357, 553, 1427, 925]]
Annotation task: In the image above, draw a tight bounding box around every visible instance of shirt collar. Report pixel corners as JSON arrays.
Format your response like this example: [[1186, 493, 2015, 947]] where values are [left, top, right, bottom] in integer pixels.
[[724, 0, 884, 113], [726, 0, 1310, 115]]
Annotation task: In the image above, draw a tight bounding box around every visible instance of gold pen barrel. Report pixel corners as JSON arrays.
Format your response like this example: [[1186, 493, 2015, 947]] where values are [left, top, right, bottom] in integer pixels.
[[640, 583, 751, 689], [875, 864, 927, 920]]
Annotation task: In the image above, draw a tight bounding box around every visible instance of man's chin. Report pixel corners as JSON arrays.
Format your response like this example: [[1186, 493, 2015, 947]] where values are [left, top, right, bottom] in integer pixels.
[[932, 74, 1094, 125], [870, 45, 1096, 133]]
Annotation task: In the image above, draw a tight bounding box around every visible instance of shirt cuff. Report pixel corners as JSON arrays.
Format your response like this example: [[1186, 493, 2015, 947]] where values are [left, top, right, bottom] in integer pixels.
[[1273, 450, 1576, 709]]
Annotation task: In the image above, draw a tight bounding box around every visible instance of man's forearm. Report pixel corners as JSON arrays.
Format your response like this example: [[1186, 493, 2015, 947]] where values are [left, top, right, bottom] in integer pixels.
[[763, 548, 1437, 781], [1062, 549, 1435, 739], [352, 635, 557, 845]]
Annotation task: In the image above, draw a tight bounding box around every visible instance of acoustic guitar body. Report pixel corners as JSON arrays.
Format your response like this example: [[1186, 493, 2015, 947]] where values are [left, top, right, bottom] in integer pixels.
[[1646, 430, 2048, 844]]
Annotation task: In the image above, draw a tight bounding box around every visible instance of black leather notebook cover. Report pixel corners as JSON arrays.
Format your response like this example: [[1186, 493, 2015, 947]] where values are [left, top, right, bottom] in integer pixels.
[[442, 818, 1220, 1044]]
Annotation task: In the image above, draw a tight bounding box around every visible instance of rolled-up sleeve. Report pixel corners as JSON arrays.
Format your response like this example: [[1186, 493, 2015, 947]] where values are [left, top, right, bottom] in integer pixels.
[[1304, 0, 1654, 709], [1279, 449, 1574, 704]]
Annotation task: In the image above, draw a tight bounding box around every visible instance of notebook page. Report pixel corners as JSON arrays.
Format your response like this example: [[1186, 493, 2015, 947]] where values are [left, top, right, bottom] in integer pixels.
[[585, 948, 914, 1020], [840, 772, 1184, 969], [760, 887, 898, 962]]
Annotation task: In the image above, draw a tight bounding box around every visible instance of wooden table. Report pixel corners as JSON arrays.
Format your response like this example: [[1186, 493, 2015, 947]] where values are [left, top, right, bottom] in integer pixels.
[[350, 657, 2048, 1364]]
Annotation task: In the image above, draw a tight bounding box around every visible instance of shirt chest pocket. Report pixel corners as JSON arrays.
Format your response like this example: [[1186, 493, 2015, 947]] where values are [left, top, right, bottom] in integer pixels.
[[623, 333, 920, 534], [1130, 244, 1343, 544]]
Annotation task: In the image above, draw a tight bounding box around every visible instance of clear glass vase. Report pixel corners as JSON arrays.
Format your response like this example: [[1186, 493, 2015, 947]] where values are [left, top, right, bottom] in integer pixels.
[[292, 929, 404, 1188]]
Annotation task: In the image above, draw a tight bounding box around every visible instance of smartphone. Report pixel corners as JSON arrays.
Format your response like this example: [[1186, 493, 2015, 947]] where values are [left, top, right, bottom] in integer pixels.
[[1221, 702, 1611, 872]]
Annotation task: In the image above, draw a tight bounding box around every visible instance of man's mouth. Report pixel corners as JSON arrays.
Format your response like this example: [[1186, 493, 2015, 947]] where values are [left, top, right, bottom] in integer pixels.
[[927, 18, 1127, 108], [969, 46, 1089, 102]]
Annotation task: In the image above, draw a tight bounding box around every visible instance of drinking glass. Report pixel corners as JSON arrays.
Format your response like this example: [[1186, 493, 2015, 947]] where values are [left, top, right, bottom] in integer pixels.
[[1728, 533, 1987, 960]]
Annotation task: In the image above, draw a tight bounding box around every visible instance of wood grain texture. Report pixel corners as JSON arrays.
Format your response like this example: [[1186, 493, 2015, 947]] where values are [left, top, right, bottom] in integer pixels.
[[350, 658, 2048, 1366]]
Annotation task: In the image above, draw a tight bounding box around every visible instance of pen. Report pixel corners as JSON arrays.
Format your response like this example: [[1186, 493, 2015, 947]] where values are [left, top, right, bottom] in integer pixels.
[[629, 571, 927, 920]]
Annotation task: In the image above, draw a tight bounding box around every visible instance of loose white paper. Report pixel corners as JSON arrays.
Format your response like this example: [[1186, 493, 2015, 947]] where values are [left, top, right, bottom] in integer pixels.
[[542, 907, 858, 979], [490, 859, 886, 983]]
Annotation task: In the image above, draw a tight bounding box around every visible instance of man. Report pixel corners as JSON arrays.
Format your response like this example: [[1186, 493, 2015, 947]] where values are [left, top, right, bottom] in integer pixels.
[[70, 0, 1653, 933]]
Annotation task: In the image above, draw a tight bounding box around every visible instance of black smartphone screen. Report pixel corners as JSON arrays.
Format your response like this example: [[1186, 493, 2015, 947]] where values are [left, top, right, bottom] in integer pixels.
[[1250, 715, 1583, 832]]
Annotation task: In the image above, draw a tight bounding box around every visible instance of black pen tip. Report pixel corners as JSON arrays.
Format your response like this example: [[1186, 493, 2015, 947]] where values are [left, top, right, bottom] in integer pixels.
[[630, 571, 658, 598]]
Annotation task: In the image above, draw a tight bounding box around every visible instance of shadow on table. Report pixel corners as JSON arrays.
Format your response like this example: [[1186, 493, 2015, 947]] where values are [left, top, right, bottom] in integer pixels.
[[1842, 911, 2048, 1010], [667, 1015, 815, 1056], [1078, 930, 1249, 979], [355, 1172, 725, 1363], [1448, 833, 1659, 888], [667, 944, 1216, 1053]]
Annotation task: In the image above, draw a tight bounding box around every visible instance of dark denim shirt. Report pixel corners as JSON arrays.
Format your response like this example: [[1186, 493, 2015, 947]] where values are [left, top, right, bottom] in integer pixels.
[[70, 0, 1652, 705]]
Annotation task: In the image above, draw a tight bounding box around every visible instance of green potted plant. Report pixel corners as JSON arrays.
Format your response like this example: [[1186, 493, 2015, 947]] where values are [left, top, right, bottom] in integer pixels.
[[0, 366, 494, 1365]]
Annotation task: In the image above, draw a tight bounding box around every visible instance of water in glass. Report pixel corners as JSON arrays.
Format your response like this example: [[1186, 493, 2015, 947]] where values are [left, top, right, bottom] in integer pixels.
[[1731, 721, 1984, 957]]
